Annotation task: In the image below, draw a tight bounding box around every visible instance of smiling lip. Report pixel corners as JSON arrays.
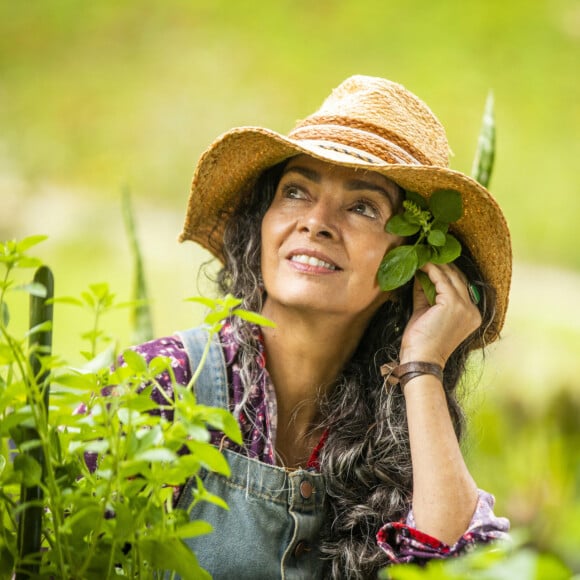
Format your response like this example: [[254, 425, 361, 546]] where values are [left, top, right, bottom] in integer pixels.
[[286, 249, 342, 272]]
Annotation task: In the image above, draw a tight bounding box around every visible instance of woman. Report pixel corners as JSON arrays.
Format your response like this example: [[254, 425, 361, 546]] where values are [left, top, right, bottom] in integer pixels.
[[133, 76, 510, 578]]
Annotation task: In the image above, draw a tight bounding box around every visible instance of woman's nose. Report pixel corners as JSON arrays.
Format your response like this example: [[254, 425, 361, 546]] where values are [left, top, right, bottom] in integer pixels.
[[298, 201, 338, 239]]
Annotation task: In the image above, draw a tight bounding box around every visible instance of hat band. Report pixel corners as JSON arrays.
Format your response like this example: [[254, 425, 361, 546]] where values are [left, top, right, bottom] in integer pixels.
[[293, 139, 386, 165], [289, 123, 427, 166]]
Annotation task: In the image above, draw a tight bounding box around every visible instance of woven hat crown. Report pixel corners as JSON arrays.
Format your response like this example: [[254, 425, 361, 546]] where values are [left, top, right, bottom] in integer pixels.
[[289, 75, 450, 167]]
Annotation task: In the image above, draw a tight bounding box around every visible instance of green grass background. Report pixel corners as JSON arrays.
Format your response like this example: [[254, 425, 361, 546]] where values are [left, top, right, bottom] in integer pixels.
[[1, 0, 580, 572]]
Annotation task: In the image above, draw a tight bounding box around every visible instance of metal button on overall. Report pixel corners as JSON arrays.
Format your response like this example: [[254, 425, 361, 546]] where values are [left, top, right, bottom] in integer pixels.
[[293, 540, 311, 558], [299, 479, 314, 500]]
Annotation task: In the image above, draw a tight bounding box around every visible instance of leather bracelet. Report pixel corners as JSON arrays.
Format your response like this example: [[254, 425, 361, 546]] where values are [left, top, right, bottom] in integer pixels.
[[381, 361, 444, 389]]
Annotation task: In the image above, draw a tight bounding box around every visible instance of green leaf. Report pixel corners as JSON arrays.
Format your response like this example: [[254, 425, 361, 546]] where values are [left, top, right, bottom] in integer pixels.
[[405, 190, 428, 209], [13, 256, 43, 269], [140, 538, 211, 580], [193, 475, 230, 510], [174, 519, 213, 539], [148, 355, 171, 376], [16, 234, 48, 252], [25, 320, 52, 337], [0, 343, 15, 365], [417, 271, 437, 306], [429, 189, 463, 223], [415, 244, 432, 269], [377, 246, 418, 291], [13, 454, 42, 486], [63, 505, 103, 539], [117, 407, 141, 425], [385, 214, 421, 236], [427, 229, 446, 247], [122, 348, 147, 373], [80, 344, 116, 373], [204, 309, 229, 325], [134, 448, 178, 463], [82, 440, 110, 454], [194, 405, 242, 445], [185, 296, 220, 309], [431, 220, 449, 234], [54, 371, 98, 391], [430, 233, 462, 264], [50, 296, 84, 307], [15, 281, 48, 298], [89, 282, 112, 301], [186, 440, 231, 476], [231, 309, 276, 328]]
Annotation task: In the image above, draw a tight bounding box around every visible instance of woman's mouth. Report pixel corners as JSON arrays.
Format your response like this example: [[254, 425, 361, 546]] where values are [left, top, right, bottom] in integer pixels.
[[289, 254, 339, 271]]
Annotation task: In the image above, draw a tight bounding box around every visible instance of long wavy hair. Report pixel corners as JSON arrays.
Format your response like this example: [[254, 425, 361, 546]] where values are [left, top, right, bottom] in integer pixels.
[[214, 162, 496, 579]]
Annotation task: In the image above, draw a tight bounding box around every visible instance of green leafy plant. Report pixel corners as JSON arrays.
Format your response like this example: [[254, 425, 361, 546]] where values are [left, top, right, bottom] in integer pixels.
[[377, 189, 463, 303], [0, 235, 269, 579]]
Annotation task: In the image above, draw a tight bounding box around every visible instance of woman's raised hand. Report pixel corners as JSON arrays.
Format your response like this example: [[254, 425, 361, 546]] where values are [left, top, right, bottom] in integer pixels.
[[399, 263, 482, 368]]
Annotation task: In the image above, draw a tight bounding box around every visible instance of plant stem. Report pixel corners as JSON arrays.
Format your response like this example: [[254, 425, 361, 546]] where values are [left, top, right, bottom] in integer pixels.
[[16, 266, 54, 579], [187, 332, 214, 391]]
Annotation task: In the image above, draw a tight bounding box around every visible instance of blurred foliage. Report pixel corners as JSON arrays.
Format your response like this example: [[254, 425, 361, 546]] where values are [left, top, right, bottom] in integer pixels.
[[1, 0, 579, 267], [0, 0, 579, 574], [464, 381, 580, 573], [381, 536, 574, 579]]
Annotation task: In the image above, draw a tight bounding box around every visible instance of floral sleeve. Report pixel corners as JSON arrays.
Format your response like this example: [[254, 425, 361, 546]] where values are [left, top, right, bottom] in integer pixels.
[[376, 489, 510, 564]]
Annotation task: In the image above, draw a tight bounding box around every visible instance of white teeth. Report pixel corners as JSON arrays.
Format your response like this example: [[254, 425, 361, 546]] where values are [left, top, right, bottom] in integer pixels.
[[290, 254, 337, 270]]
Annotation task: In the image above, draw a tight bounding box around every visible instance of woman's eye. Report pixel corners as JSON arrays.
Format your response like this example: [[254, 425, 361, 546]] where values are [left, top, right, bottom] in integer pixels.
[[282, 184, 306, 200], [351, 201, 379, 219]]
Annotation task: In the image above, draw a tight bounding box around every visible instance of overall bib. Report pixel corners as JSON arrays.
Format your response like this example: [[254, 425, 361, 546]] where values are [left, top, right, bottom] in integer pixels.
[[176, 327, 328, 579]]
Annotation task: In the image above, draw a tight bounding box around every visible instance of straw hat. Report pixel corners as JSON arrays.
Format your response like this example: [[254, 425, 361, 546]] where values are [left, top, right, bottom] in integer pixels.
[[180, 75, 511, 342]]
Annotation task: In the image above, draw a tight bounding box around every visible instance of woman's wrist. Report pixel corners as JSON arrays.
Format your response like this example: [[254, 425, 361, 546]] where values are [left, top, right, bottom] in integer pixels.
[[381, 360, 444, 391]]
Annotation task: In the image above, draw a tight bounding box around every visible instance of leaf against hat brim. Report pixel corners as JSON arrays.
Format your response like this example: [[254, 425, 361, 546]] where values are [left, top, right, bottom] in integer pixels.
[[377, 245, 418, 291], [430, 234, 462, 264], [405, 190, 428, 209], [429, 189, 463, 223]]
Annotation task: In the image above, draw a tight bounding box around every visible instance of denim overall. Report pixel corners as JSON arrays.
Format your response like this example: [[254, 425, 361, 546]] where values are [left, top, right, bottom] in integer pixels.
[[176, 327, 328, 579]]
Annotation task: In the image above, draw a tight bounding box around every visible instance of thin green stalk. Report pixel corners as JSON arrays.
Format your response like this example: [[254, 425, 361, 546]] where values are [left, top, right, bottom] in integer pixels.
[[16, 266, 54, 579], [187, 334, 213, 391], [75, 395, 120, 578], [0, 267, 31, 390], [471, 90, 495, 188], [122, 187, 154, 345]]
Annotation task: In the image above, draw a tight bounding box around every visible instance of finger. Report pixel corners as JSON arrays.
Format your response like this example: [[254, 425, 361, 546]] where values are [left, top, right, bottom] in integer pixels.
[[419, 263, 463, 300], [439, 263, 471, 297], [421, 263, 478, 309], [444, 263, 483, 307]]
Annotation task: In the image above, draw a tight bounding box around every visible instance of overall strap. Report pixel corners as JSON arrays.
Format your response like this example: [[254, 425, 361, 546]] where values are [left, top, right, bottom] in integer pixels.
[[177, 326, 229, 410]]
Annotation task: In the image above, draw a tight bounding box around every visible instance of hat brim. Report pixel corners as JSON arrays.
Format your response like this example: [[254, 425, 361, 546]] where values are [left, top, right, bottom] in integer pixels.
[[180, 126, 512, 343]]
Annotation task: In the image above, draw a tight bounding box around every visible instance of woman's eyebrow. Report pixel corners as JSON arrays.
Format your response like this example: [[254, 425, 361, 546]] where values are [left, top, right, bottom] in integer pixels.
[[346, 179, 401, 208], [282, 165, 401, 207], [282, 165, 321, 182]]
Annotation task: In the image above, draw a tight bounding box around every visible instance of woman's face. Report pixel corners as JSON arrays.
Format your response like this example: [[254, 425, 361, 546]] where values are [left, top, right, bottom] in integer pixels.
[[260, 155, 403, 322]]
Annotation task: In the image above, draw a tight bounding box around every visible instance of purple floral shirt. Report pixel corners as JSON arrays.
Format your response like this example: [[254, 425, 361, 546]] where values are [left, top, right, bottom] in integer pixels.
[[126, 321, 510, 564]]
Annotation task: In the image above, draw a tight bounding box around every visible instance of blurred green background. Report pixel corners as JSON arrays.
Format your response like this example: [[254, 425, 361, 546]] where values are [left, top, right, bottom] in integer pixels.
[[1, 0, 579, 572]]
